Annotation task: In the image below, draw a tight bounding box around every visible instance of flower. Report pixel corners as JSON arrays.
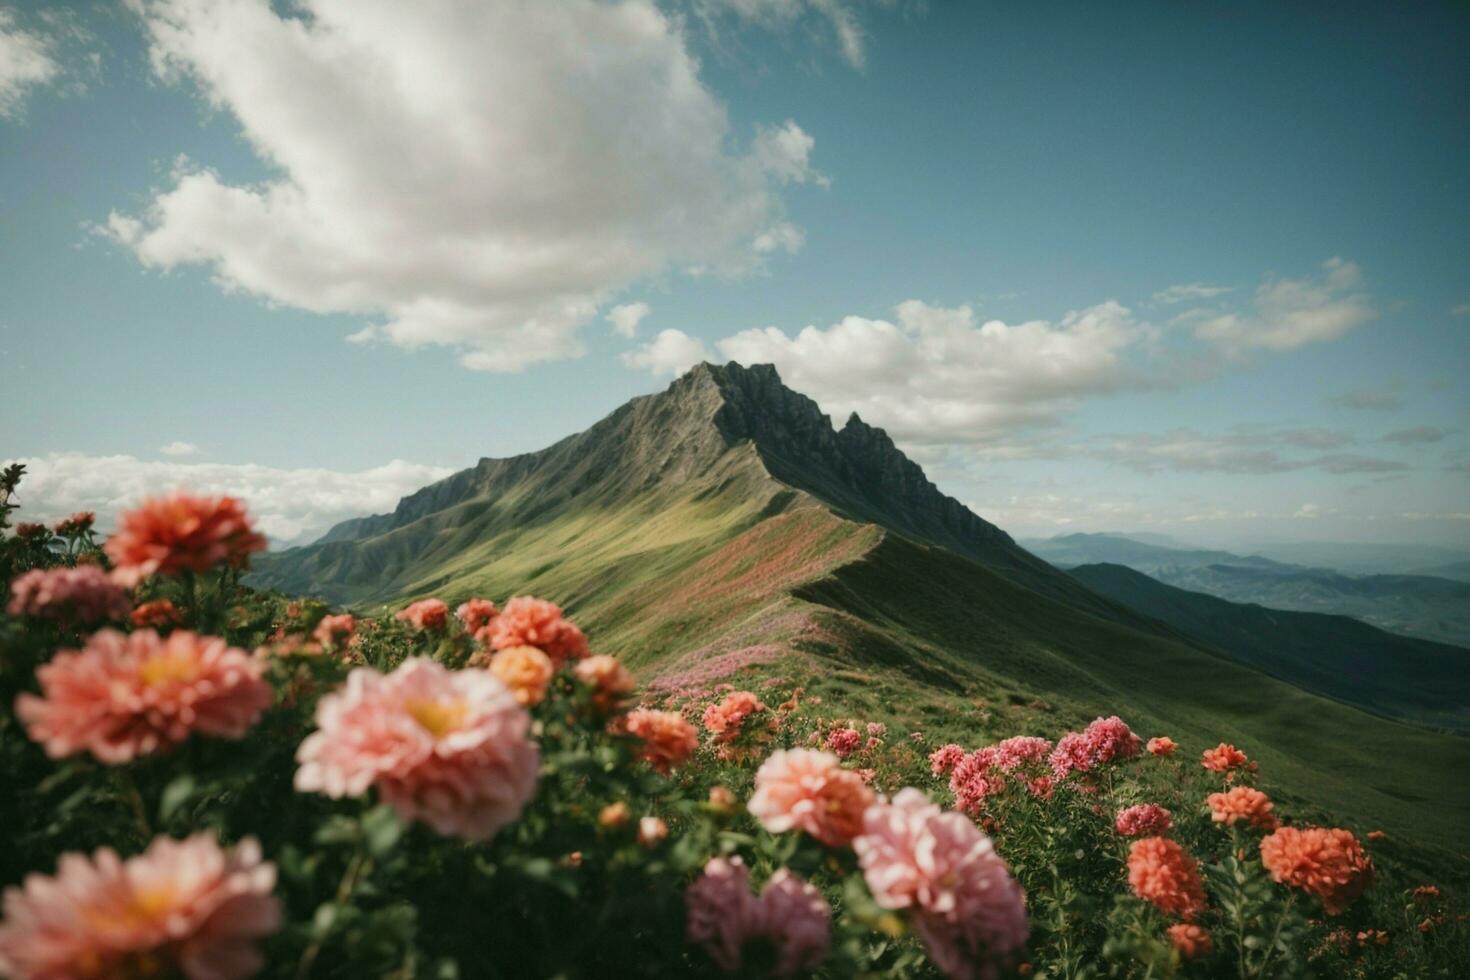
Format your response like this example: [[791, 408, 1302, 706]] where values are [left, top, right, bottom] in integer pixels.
[[949, 749, 1005, 817], [1259, 826, 1374, 915], [0, 833, 279, 980], [104, 492, 266, 586], [702, 691, 768, 740], [481, 596, 589, 665], [1049, 716, 1142, 779], [487, 645, 555, 707], [1115, 804, 1173, 837], [455, 598, 499, 634], [1167, 923, 1212, 960], [1206, 787, 1278, 831], [1201, 743, 1248, 773], [52, 511, 96, 536], [1127, 837, 1206, 920], [572, 655, 636, 712], [598, 801, 631, 828], [13, 523, 48, 541], [623, 708, 699, 774], [637, 816, 668, 847], [866, 721, 887, 738], [6, 565, 130, 624], [929, 743, 966, 776], [685, 857, 831, 977], [825, 727, 862, 758], [708, 785, 738, 812], [312, 613, 356, 651], [17, 629, 273, 763], [131, 598, 183, 629], [990, 735, 1053, 772], [395, 598, 449, 632], [1366, 829, 1387, 841], [1147, 736, 1177, 756], [748, 749, 875, 848], [295, 658, 539, 841], [854, 788, 1028, 980]]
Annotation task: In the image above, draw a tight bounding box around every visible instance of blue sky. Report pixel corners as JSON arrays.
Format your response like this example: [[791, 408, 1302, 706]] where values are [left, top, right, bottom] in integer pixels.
[[1, 0, 1466, 548]]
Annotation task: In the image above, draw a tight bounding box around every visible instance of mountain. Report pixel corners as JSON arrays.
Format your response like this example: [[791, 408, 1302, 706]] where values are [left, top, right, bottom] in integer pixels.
[[1024, 533, 1470, 648], [1247, 541, 1470, 576], [251, 363, 1470, 850], [1068, 563, 1470, 731]]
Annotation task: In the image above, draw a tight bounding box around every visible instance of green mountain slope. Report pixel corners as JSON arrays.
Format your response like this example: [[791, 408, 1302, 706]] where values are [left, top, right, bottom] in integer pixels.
[[1068, 562, 1470, 731]]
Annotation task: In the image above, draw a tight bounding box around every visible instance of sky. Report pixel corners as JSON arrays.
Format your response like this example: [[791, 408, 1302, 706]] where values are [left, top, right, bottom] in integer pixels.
[[1, 0, 1467, 550]]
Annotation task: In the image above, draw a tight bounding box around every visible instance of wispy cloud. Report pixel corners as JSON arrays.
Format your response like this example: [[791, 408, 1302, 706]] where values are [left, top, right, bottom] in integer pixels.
[[607, 302, 651, 339], [1192, 258, 1376, 353], [1151, 282, 1230, 305], [1379, 426, 1450, 445], [1331, 381, 1404, 411], [0, 8, 60, 119]]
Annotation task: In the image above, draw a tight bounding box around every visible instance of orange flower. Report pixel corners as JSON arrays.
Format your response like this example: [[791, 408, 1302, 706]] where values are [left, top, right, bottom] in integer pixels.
[[488, 646, 555, 707], [1260, 826, 1374, 915], [623, 708, 699, 774], [1201, 743, 1248, 773], [573, 655, 636, 712], [481, 596, 589, 666], [104, 491, 266, 586], [1146, 736, 1176, 756], [455, 598, 499, 634], [599, 801, 631, 828], [395, 599, 449, 632], [130, 598, 183, 629], [1167, 923, 1212, 960], [1206, 786, 1278, 831], [1127, 837, 1206, 920], [1366, 830, 1387, 841]]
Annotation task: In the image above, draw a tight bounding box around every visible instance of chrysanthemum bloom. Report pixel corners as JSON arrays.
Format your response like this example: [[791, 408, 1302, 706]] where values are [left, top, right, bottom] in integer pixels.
[[598, 801, 631, 828], [52, 511, 96, 536], [295, 658, 539, 841], [14, 522, 48, 541], [686, 857, 831, 977], [104, 492, 267, 586], [312, 613, 356, 652], [481, 596, 589, 666], [825, 727, 862, 758], [395, 598, 449, 632], [131, 598, 183, 629], [622, 708, 699, 774], [991, 736, 1053, 772], [487, 646, 555, 707], [637, 816, 668, 847], [572, 654, 636, 712], [866, 721, 887, 738], [854, 788, 1028, 980], [1167, 923, 1212, 960], [6, 565, 131, 624], [930, 743, 966, 776], [1147, 736, 1177, 756], [702, 691, 768, 741], [1027, 776, 1054, 799], [749, 749, 876, 848], [455, 598, 499, 634], [1259, 826, 1374, 915], [949, 749, 1005, 817], [17, 629, 273, 763], [1206, 786, 1278, 831], [1127, 837, 1206, 920], [0, 833, 279, 980], [1115, 804, 1174, 837], [1049, 716, 1142, 779], [1201, 743, 1249, 773]]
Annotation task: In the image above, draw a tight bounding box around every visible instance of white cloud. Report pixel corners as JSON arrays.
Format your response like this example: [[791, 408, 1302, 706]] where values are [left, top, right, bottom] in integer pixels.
[[607, 302, 651, 339], [752, 221, 805, 255], [1081, 430, 1410, 476], [5, 453, 455, 547], [622, 328, 711, 376], [708, 0, 869, 67], [106, 0, 818, 372], [1152, 282, 1230, 305], [1452, 303, 1470, 317], [0, 8, 60, 119], [1193, 258, 1376, 352], [159, 440, 202, 457]]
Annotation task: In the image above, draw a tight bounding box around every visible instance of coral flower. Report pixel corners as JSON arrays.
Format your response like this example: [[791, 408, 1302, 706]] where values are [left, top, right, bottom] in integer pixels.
[[825, 727, 862, 758], [104, 492, 266, 586], [623, 708, 699, 774], [455, 598, 499, 634], [1127, 837, 1206, 920], [1115, 804, 1174, 837], [1201, 743, 1249, 773], [131, 598, 184, 629], [686, 857, 831, 977], [702, 691, 768, 740], [17, 629, 273, 763], [854, 788, 1028, 979], [312, 613, 356, 651], [295, 658, 538, 841], [1147, 736, 1177, 756], [395, 598, 449, 632], [52, 511, 96, 536], [481, 596, 589, 665], [1259, 826, 1374, 915], [573, 654, 636, 712], [488, 646, 555, 707], [929, 743, 966, 776], [6, 565, 131, 624], [1206, 786, 1278, 831], [598, 801, 631, 828], [1167, 923, 1212, 960], [748, 749, 876, 848], [0, 833, 279, 980]]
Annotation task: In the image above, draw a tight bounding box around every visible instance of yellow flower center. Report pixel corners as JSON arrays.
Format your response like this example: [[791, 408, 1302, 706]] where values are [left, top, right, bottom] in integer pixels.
[[406, 697, 467, 738], [138, 652, 199, 687]]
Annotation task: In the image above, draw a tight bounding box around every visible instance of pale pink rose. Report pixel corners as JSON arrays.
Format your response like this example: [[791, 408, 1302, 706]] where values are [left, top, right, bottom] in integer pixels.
[[6, 565, 130, 624], [480, 596, 589, 666], [854, 789, 1028, 980], [295, 658, 538, 841], [573, 655, 636, 712], [16, 629, 273, 763], [685, 857, 831, 976], [395, 599, 449, 632], [0, 833, 279, 980], [748, 749, 875, 848]]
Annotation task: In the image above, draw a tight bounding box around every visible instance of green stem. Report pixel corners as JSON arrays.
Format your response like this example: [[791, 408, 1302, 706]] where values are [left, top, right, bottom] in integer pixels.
[[1253, 893, 1295, 979], [295, 846, 373, 980], [117, 769, 151, 842]]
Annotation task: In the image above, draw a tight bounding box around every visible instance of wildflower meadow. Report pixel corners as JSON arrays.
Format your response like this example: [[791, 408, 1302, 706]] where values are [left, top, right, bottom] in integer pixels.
[[0, 463, 1464, 978]]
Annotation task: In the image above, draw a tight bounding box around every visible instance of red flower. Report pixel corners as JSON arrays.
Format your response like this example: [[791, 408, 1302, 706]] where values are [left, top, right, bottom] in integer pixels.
[[104, 492, 266, 586]]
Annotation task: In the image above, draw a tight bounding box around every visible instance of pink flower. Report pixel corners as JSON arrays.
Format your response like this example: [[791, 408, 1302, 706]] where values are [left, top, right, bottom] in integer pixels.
[[17, 629, 272, 763], [104, 492, 266, 586], [313, 613, 356, 652], [748, 749, 875, 848], [1049, 716, 1142, 779], [6, 565, 131, 624], [1167, 923, 1212, 960], [866, 722, 887, 738], [949, 748, 1004, 817], [990, 735, 1053, 772], [481, 596, 588, 666], [622, 708, 699, 774], [0, 833, 279, 980], [395, 599, 449, 632], [929, 743, 966, 776], [455, 598, 498, 634], [1115, 804, 1173, 837], [686, 857, 831, 976], [854, 789, 1028, 979], [572, 655, 636, 712], [825, 727, 862, 758], [295, 658, 538, 841]]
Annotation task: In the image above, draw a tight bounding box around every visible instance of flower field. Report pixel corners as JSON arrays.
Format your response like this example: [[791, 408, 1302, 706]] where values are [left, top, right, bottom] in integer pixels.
[[0, 466, 1465, 978]]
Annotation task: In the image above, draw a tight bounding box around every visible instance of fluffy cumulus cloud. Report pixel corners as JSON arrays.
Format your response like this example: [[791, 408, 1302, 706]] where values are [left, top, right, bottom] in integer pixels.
[[621, 328, 711, 376], [0, 7, 60, 118], [105, 0, 820, 372], [607, 302, 651, 339], [7, 453, 455, 546], [1192, 258, 1376, 352], [159, 440, 202, 457]]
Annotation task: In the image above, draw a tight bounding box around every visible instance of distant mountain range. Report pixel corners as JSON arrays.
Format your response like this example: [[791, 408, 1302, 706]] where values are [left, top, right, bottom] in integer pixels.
[[250, 362, 1470, 847], [1021, 532, 1470, 649]]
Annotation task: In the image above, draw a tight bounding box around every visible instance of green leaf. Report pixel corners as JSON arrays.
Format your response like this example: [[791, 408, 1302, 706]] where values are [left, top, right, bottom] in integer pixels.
[[159, 775, 197, 822]]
